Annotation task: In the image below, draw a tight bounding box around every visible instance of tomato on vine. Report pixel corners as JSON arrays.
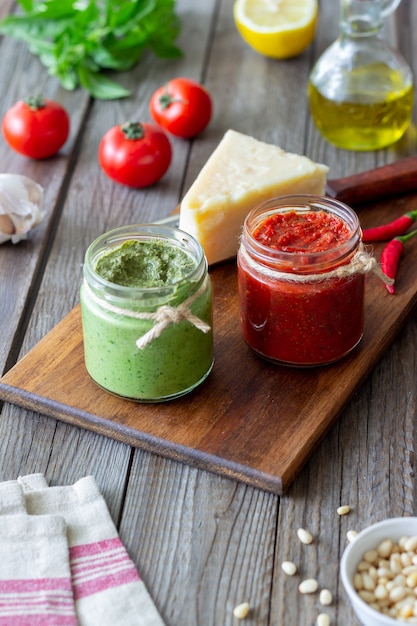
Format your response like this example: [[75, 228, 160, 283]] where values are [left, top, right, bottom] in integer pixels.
[[2, 96, 70, 159], [149, 77, 212, 138], [98, 121, 172, 188]]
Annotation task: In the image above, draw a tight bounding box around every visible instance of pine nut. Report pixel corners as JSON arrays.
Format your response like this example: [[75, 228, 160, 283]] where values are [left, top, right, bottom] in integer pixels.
[[405, 537, 417, 552], [407, 573, 417, 588], [364, 549, 378, 563], [233, 602, 250, 619], [375, 584, 388, 600], [297, 528, 313, 544], [319, 589, 332, 605], [353, 573, 363, 590], [362, 572, 376, 591], [281, 560, 297, 576], [377, 539, 393, 558], [299, 578, 319, 594], [389, 585, 407, 602], [377, 567, 394, 579], [316, 613, 330, 626], [390, 553, 403, 574], [393, 574, 406, 586], [337, 505, 350, 516], [347, 530, 358, 543], [359, 590, 376, 603]]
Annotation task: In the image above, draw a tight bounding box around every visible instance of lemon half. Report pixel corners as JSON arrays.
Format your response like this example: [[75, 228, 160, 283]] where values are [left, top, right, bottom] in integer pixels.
[[233, 0, 318, 59]]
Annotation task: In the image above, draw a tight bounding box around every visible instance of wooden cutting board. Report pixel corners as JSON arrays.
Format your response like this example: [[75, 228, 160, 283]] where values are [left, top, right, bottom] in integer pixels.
[[2, 192, 417, 494]]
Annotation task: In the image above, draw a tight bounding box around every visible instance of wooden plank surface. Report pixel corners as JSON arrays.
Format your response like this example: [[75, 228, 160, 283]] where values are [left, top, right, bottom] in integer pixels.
[[0, 0, 416, 624], [2, 191, 417, 494]]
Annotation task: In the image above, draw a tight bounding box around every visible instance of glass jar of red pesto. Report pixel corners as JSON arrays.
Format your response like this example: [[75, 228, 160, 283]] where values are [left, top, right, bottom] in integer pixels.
[[237, 195, 364, 367]]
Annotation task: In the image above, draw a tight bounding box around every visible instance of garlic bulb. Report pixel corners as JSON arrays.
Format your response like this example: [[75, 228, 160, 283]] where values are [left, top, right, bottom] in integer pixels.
[[0, 174, 44, 245]]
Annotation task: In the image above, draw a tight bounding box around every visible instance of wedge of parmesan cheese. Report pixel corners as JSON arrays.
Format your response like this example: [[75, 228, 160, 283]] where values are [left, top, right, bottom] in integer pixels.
[[179, 129, 329, 265]]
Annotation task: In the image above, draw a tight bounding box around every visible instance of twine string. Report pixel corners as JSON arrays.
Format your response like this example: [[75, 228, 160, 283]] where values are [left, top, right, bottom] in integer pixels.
[[84, 275, 211, 350], [239, 242, 394, 285]]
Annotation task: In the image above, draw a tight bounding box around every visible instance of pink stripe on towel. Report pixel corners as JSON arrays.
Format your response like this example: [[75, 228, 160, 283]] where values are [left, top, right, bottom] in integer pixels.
[[0, 617, 76, 625], [0, 579, 73, 593], [0, 577, 77, 625], [70, 537, 121, 558], [70, 538, 141, 600]]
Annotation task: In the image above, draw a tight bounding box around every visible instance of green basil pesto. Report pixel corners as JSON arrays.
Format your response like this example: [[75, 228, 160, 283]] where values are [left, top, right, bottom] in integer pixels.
[[80, 228, 213, 402], [95, 239, 196, 287]]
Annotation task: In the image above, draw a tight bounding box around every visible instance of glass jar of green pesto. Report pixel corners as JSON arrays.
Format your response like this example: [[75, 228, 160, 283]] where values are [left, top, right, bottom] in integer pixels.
[[80, 224, 213, 402]]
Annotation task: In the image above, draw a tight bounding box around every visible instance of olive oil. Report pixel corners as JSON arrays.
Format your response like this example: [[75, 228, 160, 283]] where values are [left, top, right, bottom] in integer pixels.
[[308, 67, 414, 151], [308, 0, 414, 151]]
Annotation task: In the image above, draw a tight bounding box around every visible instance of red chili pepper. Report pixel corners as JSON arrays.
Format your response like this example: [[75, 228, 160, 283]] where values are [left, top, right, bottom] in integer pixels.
[[362, 209, 417, 242], [381, 228, 417, 294]]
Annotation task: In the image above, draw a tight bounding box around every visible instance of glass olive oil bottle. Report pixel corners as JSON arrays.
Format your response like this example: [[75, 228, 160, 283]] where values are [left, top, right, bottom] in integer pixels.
[[308, 0, 414, 151]]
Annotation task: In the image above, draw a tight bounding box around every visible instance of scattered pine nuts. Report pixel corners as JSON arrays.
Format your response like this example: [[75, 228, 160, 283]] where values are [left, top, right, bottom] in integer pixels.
[[281, 560, 297, 576], [352, 535, 417, 620], [337, 505, 351, 516], [297, 528, 313, 544], [233, 602, 250, 619], [317, 613, 330, 626], [299, 578, 319, 594], [319, 588, 333, 606], [347, 530, 358, 543]]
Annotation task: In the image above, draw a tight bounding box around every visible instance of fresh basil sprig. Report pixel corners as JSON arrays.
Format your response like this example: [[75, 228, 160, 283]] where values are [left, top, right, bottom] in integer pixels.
[[0, 0, 182, 100]]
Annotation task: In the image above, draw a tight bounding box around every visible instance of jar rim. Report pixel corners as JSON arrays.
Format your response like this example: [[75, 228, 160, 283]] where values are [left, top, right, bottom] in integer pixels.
[[84, 223, 207, 298], [242, 194, 361, 272]]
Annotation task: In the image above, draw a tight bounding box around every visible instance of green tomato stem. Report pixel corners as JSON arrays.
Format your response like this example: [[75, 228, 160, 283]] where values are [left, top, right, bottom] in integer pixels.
[[24, 95, 46, 110], [120, 122, 144, 140]]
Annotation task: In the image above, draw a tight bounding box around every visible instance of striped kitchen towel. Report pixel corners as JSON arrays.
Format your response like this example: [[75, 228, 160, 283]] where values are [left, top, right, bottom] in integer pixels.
[[0, 478, 77, 625], [20, 474, 165, 626], [0, 514, 77, 625]]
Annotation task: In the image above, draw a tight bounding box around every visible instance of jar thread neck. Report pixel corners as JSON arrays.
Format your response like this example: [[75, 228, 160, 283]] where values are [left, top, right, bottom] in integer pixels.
[[239, 242, 393, 285]]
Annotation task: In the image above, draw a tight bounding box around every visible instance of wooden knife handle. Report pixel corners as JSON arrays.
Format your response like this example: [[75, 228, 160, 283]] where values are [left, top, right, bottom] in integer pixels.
[[325, 156, 417, 205]]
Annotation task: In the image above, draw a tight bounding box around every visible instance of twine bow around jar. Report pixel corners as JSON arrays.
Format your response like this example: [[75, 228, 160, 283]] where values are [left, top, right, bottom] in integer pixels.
[[85, 275, 211, 350], [239, 242, 394, 285]]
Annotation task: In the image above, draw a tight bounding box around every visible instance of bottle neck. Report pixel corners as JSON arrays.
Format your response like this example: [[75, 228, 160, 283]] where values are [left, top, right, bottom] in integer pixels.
[[340, 0, 383, 36]]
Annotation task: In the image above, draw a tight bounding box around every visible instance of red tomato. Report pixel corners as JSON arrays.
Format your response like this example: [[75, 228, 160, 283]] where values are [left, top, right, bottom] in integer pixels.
[[2, 96, 70, 159], [149, 77, 212, 138], [98, 121, 172, 188]]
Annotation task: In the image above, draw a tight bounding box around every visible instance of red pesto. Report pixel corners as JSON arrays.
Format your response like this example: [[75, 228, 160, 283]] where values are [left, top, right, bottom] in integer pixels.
[[252, 210, 351, 253], [238, 210, 364, 366]]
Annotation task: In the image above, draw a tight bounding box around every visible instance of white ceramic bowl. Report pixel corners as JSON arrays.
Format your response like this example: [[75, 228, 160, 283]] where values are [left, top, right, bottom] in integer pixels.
[[341, 517, 417, 626]]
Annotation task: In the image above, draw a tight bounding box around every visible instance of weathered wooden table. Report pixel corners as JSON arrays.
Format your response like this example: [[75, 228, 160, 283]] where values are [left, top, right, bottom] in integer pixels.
[[0, 1, 416, 624]]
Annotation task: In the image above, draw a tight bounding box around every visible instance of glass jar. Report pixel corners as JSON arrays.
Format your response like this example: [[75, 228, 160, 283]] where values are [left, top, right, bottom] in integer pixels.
[[80, 224, 213, 401], [237, 196, 364, 367]]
